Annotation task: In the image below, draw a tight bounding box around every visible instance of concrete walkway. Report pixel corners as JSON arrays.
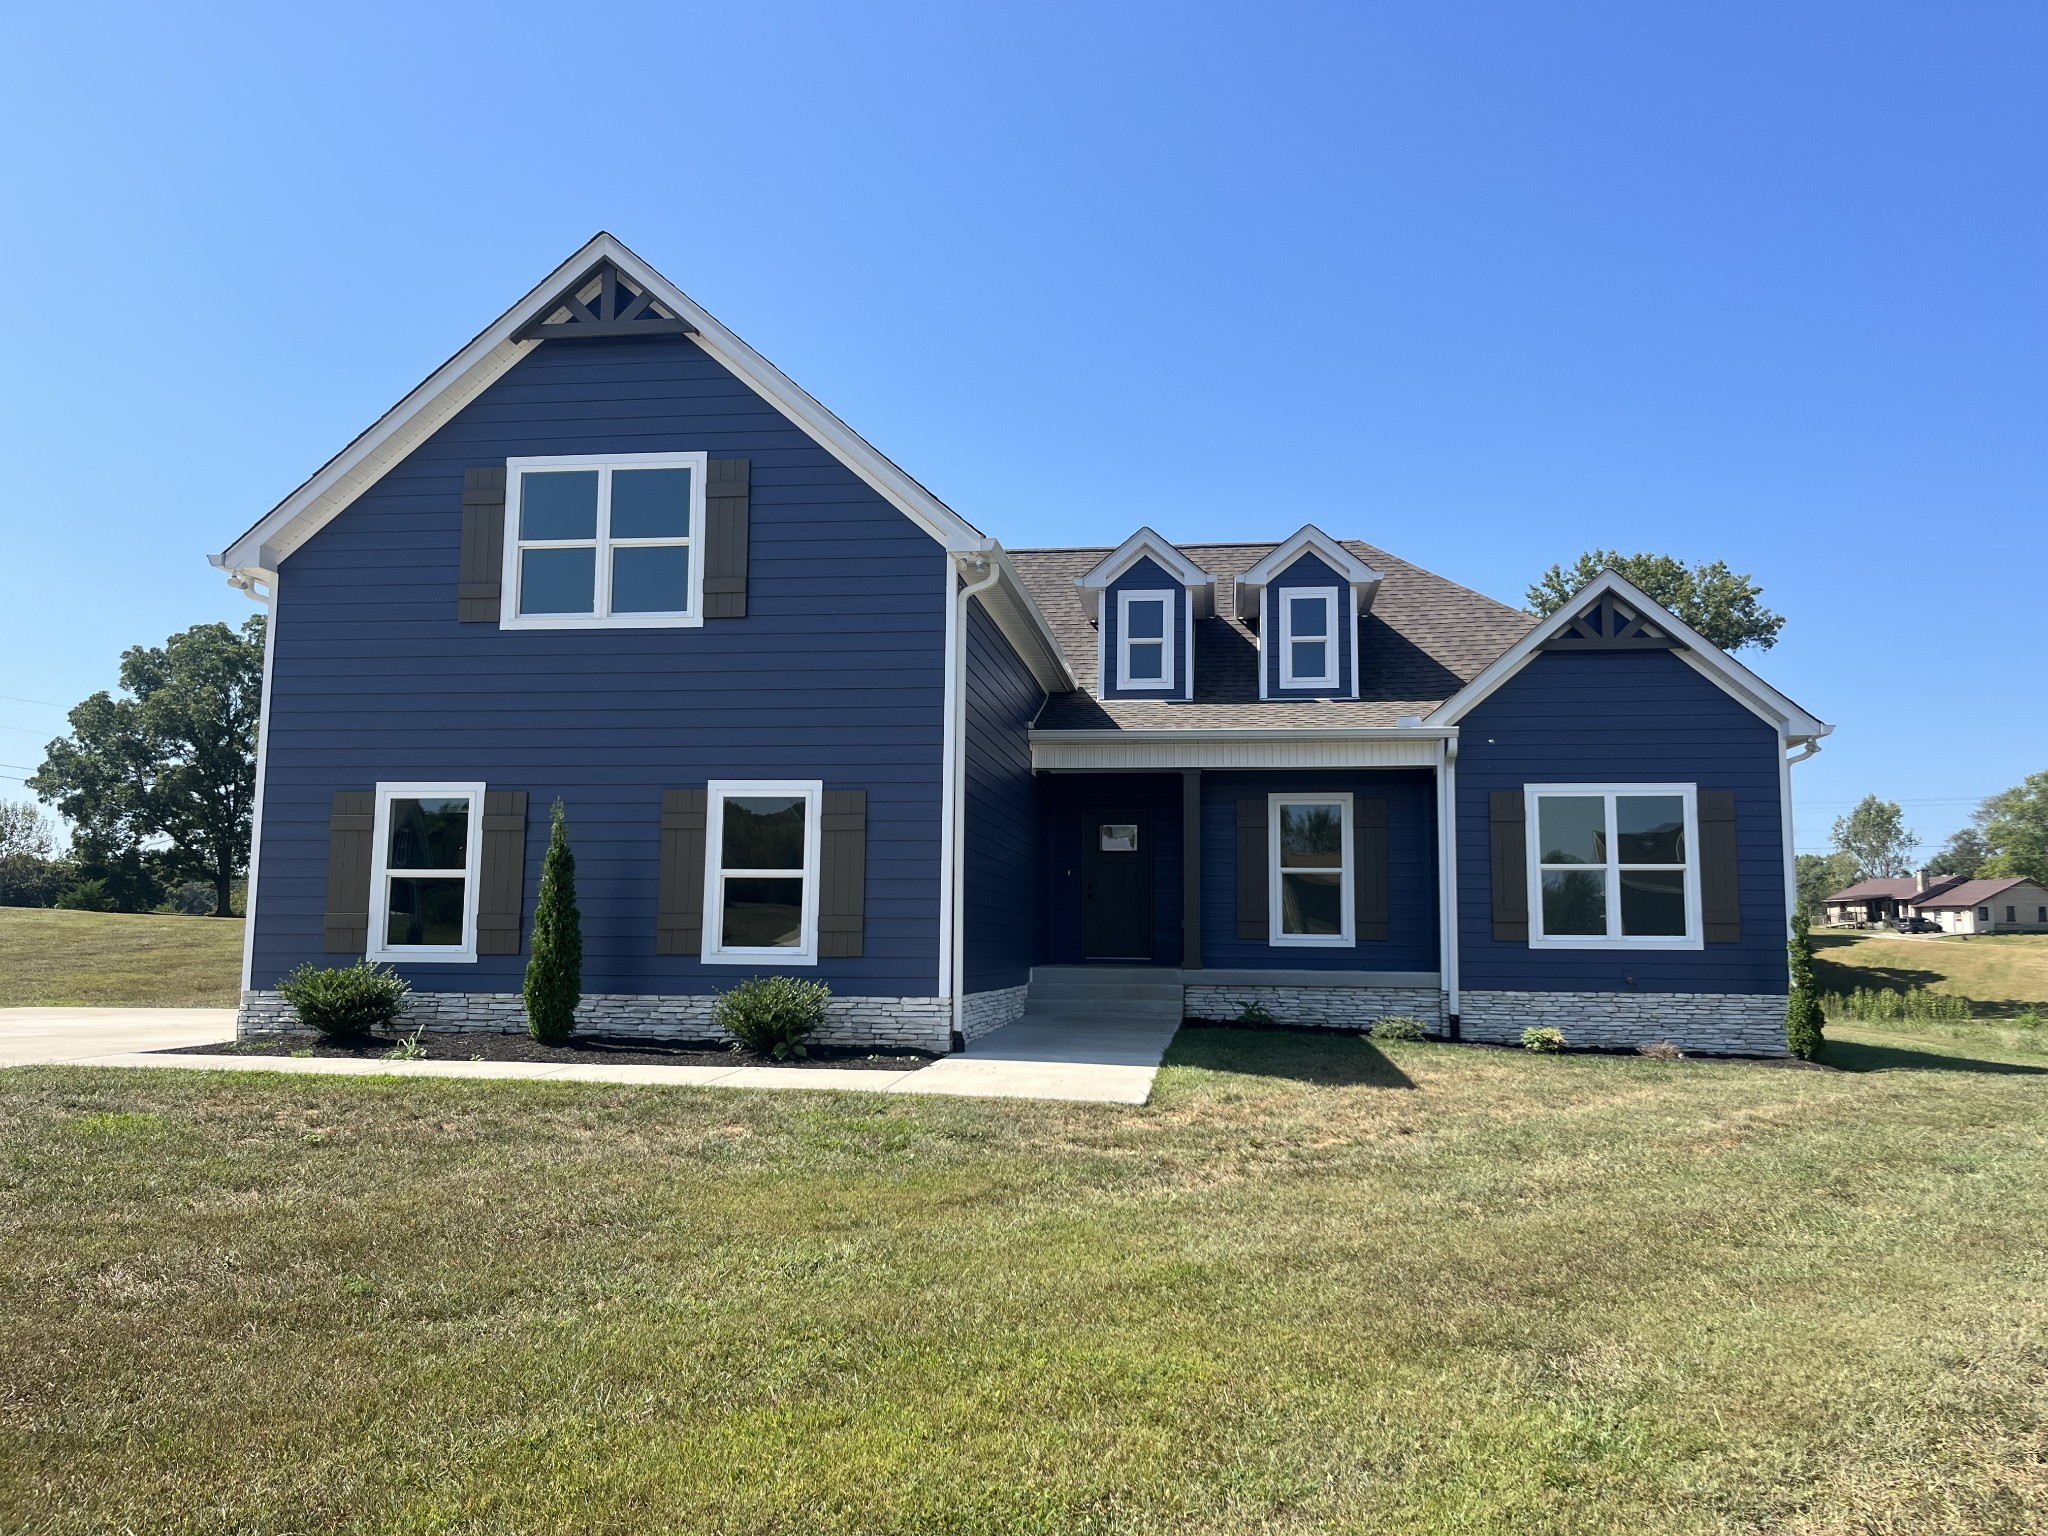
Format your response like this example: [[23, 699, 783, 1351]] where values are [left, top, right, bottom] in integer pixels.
[[0, 1007, 1177, 1105]]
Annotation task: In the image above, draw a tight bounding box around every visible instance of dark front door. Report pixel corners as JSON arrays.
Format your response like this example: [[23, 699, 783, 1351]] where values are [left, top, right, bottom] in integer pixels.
[[1081, 811, 1154, 960]]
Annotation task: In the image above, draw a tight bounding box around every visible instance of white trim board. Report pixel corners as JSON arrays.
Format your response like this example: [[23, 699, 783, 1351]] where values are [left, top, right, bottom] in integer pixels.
[[700, 780, 824, 966], [365, 782, 488, 965], [1115, 588, 1176, 691]]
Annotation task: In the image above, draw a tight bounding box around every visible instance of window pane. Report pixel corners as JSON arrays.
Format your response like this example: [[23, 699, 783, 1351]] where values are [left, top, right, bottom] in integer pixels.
[[518, 471, 599, 540], [1616, 796, 1686, 864], [1620, 869, 1687, 936], [610, 468, 692, 538], [1125, 599, 1165, 640], [1280, 871, 1343, 935], [385, 877, 466, 946], [1289, 595, 1328, 638], [1099, 824, 1139, 852], [1291, 640, 1327, 679], [1126, 641, 1164, 681], [722, 795, 805, 870], [387, 798, 469, 870], [611, 544, 691, 613], [722, 877, 804, 947], [519, 547, 596, 614], [1542, 869, 1607, 936], [1279, 802, 1344, 866], [1537, 796, 1606, 865]]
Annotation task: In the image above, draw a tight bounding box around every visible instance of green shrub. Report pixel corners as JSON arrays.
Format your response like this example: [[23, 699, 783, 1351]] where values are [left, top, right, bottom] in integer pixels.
[[715, 975, 831, 1060], [1822, 986, 1970, 1024], [276, 959, 410, 1039], [2015, 1009, 2043, 1031], [523, 799, 582, 1046], [1236, 1000, 1276, 1025], [1785, 911, 1826, 1060], [1522, 1026, 1567, 1053], [55, 878, 115, 912], [1369, 1015, 1429, 1042]]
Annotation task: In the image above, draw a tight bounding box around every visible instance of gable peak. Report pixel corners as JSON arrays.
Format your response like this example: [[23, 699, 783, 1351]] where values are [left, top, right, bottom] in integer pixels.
[[516, 258, 697, 342]]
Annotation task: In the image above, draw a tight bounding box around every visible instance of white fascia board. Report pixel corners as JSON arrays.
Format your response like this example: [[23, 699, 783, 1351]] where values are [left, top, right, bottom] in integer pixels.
[[1071, 526, 1215, 623], [1424, 570, 1830, 741], [1236, 524, 1385, 595]]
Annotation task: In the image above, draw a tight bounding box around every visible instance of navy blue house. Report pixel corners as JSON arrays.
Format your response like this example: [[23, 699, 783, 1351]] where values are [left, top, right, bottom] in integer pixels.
[[215, 235, 1831, 1054]]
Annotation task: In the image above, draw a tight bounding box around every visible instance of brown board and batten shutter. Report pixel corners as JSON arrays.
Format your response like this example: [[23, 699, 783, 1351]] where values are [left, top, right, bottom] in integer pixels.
[[476, 792, 529, 955], [701, 459, 750, 619], [819, 790, 868, 958], [1698, 789, 1741, 944], [655, 789, 708, 955], [458, 467, 508, 623], [323, 791, 375, 953], [1489, 790, 1529, 942], [1355, 797, 1390, 941], [1236, 797, 1269, 940]]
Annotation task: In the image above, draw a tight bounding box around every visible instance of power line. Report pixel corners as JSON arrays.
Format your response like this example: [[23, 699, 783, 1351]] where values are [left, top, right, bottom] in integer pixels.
[[0, 693, 63, 709]]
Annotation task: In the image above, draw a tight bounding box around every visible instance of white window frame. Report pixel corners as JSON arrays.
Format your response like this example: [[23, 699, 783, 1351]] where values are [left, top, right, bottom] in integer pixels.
[[1279, 586, 1340, 690], [365, 781, 486, 964], [702, 780, 824, 966], [1268, 791, 1355, 947], [500, 451, 708, 630], [1116, 589, 1175, 691], [1524, 783, 1703, 951]]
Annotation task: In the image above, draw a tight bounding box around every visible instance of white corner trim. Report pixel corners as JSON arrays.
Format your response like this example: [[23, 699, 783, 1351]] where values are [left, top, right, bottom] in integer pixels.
[[365, 782, 488, 964], [238, 576, 281, 991], [1522, 783, 1704, 951], [700, 780, 824, 966], [499, 451, 707, 629], [1277, 586, 1341, 690], [1115, 588, 1176, 692], [1268, 791, 1356, 946]]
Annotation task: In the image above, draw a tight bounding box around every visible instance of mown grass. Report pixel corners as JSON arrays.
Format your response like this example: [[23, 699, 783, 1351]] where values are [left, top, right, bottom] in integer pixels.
[[0, 907, 243, 1006], [1813, 929, 2048, 1017], [2, 1025, 2044, 1534]]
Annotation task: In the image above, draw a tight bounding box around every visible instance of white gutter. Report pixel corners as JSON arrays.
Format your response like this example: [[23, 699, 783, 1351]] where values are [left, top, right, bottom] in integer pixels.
[[939, 544, 1003, 1042]]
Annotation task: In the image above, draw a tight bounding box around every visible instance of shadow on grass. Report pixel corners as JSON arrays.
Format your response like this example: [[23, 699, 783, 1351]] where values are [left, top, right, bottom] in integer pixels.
[[1166, 1026, 1417, 1088], [1821, 1038, 2048, 1076]]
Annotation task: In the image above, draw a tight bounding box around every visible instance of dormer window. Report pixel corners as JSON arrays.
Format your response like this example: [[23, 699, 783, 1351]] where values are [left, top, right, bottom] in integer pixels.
[[1280, 589, 1338, 689], [1118, 591, 1174, 690]]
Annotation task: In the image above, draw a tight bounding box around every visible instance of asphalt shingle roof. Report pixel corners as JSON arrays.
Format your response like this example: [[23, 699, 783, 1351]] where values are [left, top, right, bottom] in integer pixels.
[[1908, 877, 2037, 910], [1008, 540, 1537, 731]]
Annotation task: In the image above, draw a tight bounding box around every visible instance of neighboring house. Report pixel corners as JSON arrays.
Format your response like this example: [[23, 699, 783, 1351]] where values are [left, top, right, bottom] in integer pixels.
[[212, 234, 1833, 1057], [1822, 874, 1955, 927], [1906, 878, 2048, 935]]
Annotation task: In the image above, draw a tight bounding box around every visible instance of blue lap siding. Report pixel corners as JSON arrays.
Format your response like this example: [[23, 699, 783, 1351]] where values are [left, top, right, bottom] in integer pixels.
[[962, 601, 1046, 992], [1456, 650, 1788, 994], [251, 334, 948, 998]]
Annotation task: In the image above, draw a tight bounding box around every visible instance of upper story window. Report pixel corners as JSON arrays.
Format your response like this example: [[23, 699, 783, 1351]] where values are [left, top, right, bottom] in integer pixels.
[[502, 452, 706, 629], [1269, 792, 1354, 946], [1117, 590, 1175, 691], [703, 781, 823, 965], [1280, 588, 1339, 689], [366, 782, 485, 963], [1527, 785, 1701, 950]]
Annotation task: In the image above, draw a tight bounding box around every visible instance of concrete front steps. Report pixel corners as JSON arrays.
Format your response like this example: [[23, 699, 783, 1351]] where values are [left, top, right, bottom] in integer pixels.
[[1023, 966, 1185, 1023]]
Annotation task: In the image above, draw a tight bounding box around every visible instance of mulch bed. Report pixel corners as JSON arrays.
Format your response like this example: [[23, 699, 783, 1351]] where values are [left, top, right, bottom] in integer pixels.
[[1179, 1016, 1833, 1068], [155, 1032, 935, 1071]]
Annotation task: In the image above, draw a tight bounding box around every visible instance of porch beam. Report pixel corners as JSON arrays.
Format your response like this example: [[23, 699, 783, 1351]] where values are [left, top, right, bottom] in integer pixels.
[[1182, 768, 1202, 970]]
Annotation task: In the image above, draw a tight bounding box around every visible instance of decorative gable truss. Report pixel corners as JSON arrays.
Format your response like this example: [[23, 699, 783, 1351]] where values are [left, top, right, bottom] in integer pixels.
[[1536, 590, 1678, 651], [516, 260, 696, 341]]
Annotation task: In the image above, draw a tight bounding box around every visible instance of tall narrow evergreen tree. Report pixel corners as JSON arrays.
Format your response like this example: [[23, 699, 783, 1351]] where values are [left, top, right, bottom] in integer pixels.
[[524, 799, 582, 1045], [1785, 911, 1825, 1061]]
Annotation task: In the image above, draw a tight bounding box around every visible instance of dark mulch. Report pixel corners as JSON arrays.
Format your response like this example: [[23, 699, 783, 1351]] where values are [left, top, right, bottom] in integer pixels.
[[1178, 1016, 1834, 1068], [155, 1031, 936, 1071]]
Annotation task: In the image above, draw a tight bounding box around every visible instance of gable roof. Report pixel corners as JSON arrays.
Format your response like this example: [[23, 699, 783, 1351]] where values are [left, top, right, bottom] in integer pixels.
[[1825, 876, 1946, 904], [213, 231, 994, 577], [1426, 570, 1830, 742], [1016, 538, 1535, 730], [1070, 528, 1216, 623], [1909, 876, 2040, 910], [1234, 524, 1384, 601]]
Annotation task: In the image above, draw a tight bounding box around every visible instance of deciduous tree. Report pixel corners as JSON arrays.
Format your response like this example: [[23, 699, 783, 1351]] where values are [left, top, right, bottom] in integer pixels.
[[1526, 551, 1786, 652], [1830, 795, 1919, 881]]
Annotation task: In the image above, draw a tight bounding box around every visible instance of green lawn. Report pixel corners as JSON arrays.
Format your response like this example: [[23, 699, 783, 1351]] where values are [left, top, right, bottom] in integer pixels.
[[1814, 929, 2048, 1015], [3, 1025, 2045, 1534], [0, 907, 243, 1006]]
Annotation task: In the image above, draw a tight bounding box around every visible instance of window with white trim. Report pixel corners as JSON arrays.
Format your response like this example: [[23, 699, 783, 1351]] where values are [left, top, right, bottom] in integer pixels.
[[1269, 792, 1354, 945], [1527, 785, 1701, 949], [367, 782, 485, 962], [502, 452, 707, 628], [1279, 587, 1339, 689], [703, 781, 823, 964], [1117, 590, 1174, 690]]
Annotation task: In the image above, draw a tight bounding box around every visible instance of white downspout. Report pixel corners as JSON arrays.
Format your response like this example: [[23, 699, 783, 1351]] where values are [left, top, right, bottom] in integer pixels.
[[1438, 731, 1461, 1029], [1781, 733, 1821, 938], [941, 546, 1002, 1046], [231, 569, 279, 997]]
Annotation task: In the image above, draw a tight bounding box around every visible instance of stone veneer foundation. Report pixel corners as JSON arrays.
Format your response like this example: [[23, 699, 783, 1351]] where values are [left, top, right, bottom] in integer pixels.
[[1184, 985, 1446, 1031], [239, 990, 954, 1054], [960, 985, 1029, 1042], [1457, 990, 1788, 1056]]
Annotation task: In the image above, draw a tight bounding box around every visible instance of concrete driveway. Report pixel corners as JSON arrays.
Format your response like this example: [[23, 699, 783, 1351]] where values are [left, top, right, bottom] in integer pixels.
[[0, 1008, 237, 1067]]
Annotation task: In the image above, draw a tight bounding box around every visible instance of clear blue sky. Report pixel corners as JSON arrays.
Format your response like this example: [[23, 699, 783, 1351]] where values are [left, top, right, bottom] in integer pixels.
[[2, 2, 2041, 857]]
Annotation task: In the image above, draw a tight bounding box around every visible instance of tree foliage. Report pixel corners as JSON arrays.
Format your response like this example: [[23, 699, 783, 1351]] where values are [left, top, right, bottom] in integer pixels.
[[1925, 825, 1993, 880], [28, 618, 264, 915], [1525, 551, 1786, 653], [1974, 772, 2048, 887], [524, 799, 583, 1046], [1794, 851, 1858, 917], [1785, 912, 1825, 1061], [1830, 795, 1919, 880]]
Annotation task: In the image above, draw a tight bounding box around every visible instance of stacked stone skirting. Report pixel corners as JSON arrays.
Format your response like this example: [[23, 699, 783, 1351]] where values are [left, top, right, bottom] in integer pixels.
[[1184, 985, 1447, 1031], [961, 985, 1029, 1042], [238, 990, 953, 1053], [1458, 990, 1788, 1056]]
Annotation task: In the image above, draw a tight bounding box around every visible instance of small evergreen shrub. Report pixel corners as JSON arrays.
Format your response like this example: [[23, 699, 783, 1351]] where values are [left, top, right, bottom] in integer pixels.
[[1785, 911, 1826, 1061], [1369, 1015, 1430, 1042], [716, 975, 831, 1060], [1236, 1001, 1276, 1026], [55, 878, 115, 912], [1522, 1026, 1567, 1053], [276, 959, 410, 1039], [1638, 1040, 1685, 1062], [523, 800, 583, 1046]]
